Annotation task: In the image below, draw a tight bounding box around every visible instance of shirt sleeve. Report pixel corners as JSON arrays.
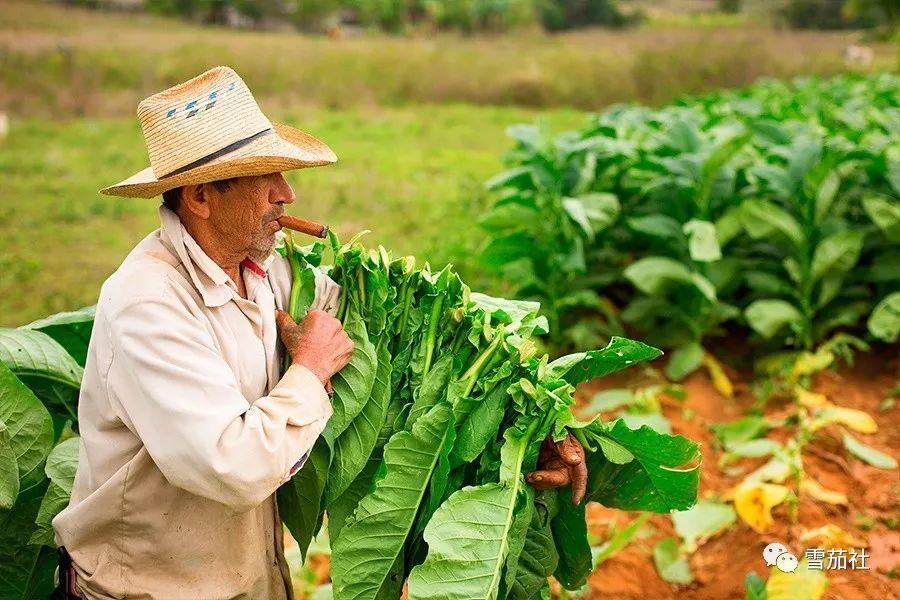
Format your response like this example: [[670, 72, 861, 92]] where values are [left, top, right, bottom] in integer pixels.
[[106, 291, 332, 513]]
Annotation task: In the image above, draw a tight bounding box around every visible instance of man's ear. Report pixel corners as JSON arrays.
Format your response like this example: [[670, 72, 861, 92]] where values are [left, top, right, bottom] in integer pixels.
[[181, 183, 211, 220]]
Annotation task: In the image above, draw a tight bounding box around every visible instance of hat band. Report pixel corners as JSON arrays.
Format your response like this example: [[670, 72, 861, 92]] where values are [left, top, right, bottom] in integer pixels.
[[160, 127, 275, 178]]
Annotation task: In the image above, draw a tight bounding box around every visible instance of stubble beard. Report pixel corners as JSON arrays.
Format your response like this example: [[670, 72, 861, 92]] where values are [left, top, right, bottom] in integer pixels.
[[246, 207, 283, 264]]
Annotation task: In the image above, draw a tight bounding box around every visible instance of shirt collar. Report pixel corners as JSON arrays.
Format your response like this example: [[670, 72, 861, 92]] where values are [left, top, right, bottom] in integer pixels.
[[157, 205, 280, 308]]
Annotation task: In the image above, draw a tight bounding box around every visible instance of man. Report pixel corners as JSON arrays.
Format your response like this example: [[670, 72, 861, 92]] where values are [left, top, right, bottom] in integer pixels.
[[54, 66, 584, 599]]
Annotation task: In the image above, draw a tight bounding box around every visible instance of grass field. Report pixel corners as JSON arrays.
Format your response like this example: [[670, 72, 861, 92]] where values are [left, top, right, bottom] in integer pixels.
[[0, 104, 587, 326], [1, 0, 894, 118], [0, 0, 895, 326]]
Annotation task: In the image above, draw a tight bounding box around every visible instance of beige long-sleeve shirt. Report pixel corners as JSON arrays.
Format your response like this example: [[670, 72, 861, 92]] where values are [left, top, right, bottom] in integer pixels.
[[53, 205, 339, 600]]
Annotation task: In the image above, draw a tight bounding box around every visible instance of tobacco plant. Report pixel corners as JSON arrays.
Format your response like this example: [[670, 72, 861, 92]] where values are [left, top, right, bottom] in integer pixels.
[[277, 234, 700, 599], [481, 73, 900, 376]]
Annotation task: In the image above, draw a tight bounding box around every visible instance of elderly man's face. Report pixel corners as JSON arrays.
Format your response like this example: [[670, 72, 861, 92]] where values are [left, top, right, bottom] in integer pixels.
[[207, 173, 295, 260]]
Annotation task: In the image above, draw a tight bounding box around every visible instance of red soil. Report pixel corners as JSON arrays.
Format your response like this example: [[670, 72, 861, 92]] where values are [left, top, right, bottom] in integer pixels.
[[578, 352, 900, 600]]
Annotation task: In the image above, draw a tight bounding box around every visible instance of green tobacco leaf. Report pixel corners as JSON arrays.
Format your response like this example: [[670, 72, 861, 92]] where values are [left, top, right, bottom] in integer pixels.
[[327, 341, 392, 505], [724, 439, 781, 459], [745, 299, 803, 339], [868, 292, 900, 343], [740, 199, 804, 247], [562, 197, 594, 239], [478, 202, 541, 234], [786, 137, 821, 193], [813, 171, 840, 222], [584, 389, 633, 414], [0, 363, 54, 493], [0, 482, 57, 600], [30, 450, 77, 549], [627, 214, 684, 249], [594, 434, 635, 464], [619, 412, 672, 434], [842, 432, 898, 470], [0, 329, 83, 424], [624, 257, 716, 303], [862, 195, 900, 242], [710, 415, 769, 445], [452, 381, 508, 465], [327, 308, 377, 439], [547, 337, 662, 386], [499, 488, 533, 599], [469, 293, 542, 327], [331, 402, 452, 600], [23, 306, 96, 367], [278, 439, 330, 562], [551, 496, 592, 590], [44, 437, 78, 493], [697, 132, 749, 208], [406, 353, 453, 430], [0, 418, 18, 509], [683, 220, 722, 262], [480, 232, 540, 269], [672, 499, 736, 552], [665, 119, 702, 153], [408, 483, 521, 600], [586, 420, 700, 512], [715, 206, 744, 247], [506, 505, 558, 600], [665, 342, 705, 381], [579, 193, 620, 233], [408, 420, 535, 600], [653, 538, 693, 584], [328, 455, 380, 543], [810, 230, 864, 283], [26, 439, 78, 551], [485, 166, 533, 191], [744, 571, 767, 600]]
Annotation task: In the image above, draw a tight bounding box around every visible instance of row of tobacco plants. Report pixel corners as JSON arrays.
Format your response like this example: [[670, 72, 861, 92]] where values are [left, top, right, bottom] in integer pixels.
[[480, 72, 899, 588], [0, 228, 702, 599]]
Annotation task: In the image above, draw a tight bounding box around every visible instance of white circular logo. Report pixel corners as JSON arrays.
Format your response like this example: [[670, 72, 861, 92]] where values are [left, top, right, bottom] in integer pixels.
[[776, 552, 799, 573], [763, 542, 798, 573]]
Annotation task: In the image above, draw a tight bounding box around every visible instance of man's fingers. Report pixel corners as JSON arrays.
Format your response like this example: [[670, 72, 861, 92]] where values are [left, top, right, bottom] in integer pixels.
[[525, 468, 570, 490], [324, 380, 333, 394], [275, 308, 289, 326], [556, 433, 584, 466], [570, 460, 588, 505]]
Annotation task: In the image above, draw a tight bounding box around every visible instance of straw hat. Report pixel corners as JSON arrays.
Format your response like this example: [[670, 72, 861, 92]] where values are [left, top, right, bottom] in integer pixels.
[[100, 66, 336, 198]]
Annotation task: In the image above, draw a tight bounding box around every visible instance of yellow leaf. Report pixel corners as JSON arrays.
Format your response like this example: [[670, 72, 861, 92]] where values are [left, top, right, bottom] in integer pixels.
[[800, 477, 847, 505], [745, 457, 792, 484], [791, 349, 835, 380], [733, 481, 790, 533], [809, 406, 878, 434], [766, 559, 828, 600], [800, 524, 867, 549], [703, 353, 734, 398], [794, 387, 829, 409]]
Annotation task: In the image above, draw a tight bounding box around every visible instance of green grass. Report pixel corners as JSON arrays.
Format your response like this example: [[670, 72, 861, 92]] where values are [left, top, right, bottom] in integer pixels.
[[1, 0, 894, 325], [0, 104, 587, 326], [1, 0, 893, 118]]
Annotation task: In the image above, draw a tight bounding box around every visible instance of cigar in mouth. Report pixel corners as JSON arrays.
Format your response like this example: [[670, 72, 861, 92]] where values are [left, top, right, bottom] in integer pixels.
[[277, 215, 329, 239]]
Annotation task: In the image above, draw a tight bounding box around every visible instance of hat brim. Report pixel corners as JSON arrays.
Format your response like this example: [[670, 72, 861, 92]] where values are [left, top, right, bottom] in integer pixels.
[[100, 123, 337, 198]]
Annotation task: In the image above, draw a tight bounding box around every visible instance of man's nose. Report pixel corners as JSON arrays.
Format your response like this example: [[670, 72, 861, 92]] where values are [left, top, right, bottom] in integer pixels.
[[271, 174, 295, 205]]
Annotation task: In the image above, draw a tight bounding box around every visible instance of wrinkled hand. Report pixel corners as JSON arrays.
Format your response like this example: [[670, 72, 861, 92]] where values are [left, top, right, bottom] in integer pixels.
[[276, 309, 354, 391], [525, 432, 587, 505]]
